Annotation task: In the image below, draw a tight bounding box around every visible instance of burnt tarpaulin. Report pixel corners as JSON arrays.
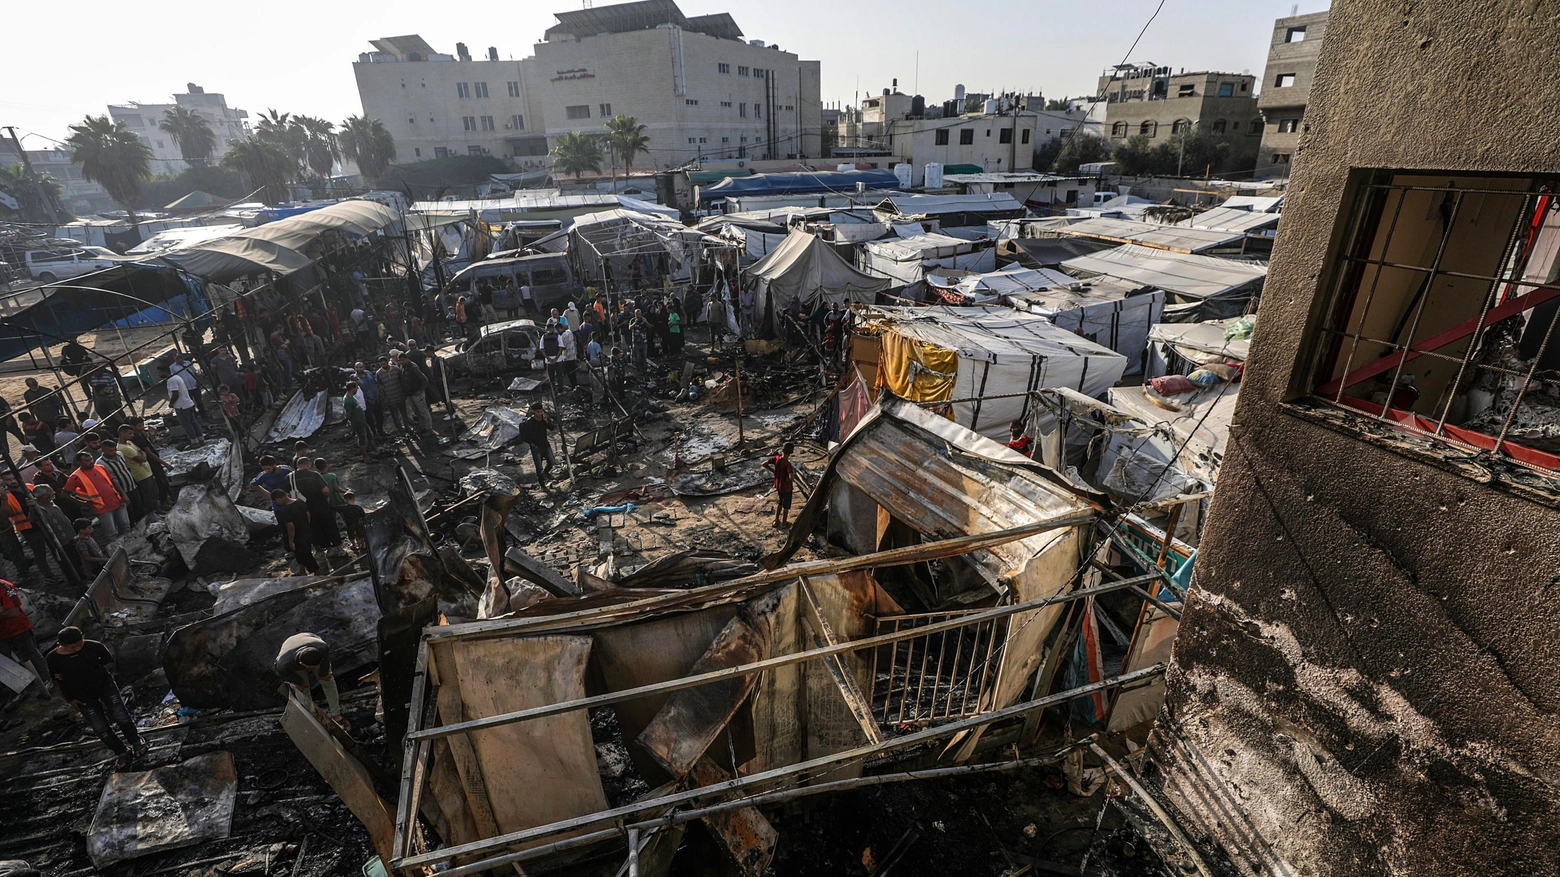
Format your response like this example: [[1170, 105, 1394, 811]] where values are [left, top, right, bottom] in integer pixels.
[[363, 469, 481, 618], [86, 752, 237, 867], [460, 406, 527, 450], [162, 481, 255, 575], [162, 577, 380, 710]]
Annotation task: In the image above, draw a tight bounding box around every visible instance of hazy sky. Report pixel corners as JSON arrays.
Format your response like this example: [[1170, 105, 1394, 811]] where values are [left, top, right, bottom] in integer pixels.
[[2, 0, 1329, 148]]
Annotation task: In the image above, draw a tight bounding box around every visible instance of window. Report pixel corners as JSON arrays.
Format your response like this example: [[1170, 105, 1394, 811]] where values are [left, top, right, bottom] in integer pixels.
[[1218, 82, 1235, 97], [1112, 121, 1129, 138], [414, 148, 422, 157], [1065, 189, 1078, 204], [753, 67, 765, 78], [1212, 118, 1227, 134], [434, 146, 450, 158], [480, 115, 495, 131], [686, 98, 699, 105], [1306, 171, 1560, 482], [718, 63, 731, 74], [1021, 129, 1031, 144], [408, 117, 416, 124], [1179, 84, 1196, 97], [467, 145, 484, 156], [959, 128, 974, 145], [155, 139, 165, 149], [721, 137, 729, 143], [1286, 25, 1307, 42], [512, 136, 548, 156], [1278, 117, 1301, 133], [462, 116, 477, 131], [739, 103, 748, 117], [699, 137, 707, 143], [688, 137, 697, 144], [740, 136, 748, 142], [1232, 121, 1241, 131], [754, 104, 761, 119], [1272, 153, 1292, 164], [565, 105, 590, 120], [1172, 119, 1191, 134], [1139, 120, 1157, 136], [720, 100, 732, 108], [474, 82, 489, 98], [999, 128, 1013, 144], [599, 103, 612, 117], [507, 81, 520, 97], [1276, 73, 1297, 88], [1241, 82, 1249, 91], [738, 66, 749, 76], [511, 114, 525, 130], [457, 82, 471, 99], [1251, 118, 1264, 133]]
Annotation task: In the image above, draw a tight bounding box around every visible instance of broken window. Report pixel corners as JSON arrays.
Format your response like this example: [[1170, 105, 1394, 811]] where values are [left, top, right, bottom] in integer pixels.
[[1286, 25, 1307, 42], [1307, 171, 1560, 479], [1275, 73, 1296, 88], [1179, 84, 1196, 97]]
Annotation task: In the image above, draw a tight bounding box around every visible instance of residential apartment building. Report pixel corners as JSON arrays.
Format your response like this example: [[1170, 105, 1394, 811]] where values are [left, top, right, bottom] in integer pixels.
[[107, 84, 251, 172], [28, 149, 116, 214], [1099, 65, 1261, 145], [1256, 10, 1329, 178], [1148, 1, 1560, 874], [352, 0, 823, 172]]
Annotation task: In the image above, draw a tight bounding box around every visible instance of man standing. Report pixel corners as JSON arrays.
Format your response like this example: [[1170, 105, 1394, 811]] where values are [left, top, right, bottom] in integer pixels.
[[89, 367, 123, 427], [374, 357, 408, 435], [274, 632, 348, 731], [158, 363, 203, 447], [117, 425, 159, 516], [124, 417, 172, 511], [396, 352, 434, 433], [2, 473, 51, 579], [65, 450, 127, 543], [96, 441, 141, 523], [516, 404, 556, 486], [343, 379, 374, 461], [28, 485, 81, 589], [271, 490, 318, 575], [353, 362, 384, 439], [542, 323, 567, 390], [23, 377, 64, 429], [248, 456, 294, 513], [763, 442, 796, 530], [291, 458, 341, 556], [48, 626, 146, 766], [0, 578, 50, 698], [629, 308, 650, 374]]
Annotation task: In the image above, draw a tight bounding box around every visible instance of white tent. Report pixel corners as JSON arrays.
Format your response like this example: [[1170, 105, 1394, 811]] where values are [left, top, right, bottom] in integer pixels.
[[1060, 244, 1266, 321], [1147, 316, 1254, 376], [1002, 280, 1166, 375], [869, 305, 1128, 439], [860, 233, 996, 285], [744, 230, 889, 330]]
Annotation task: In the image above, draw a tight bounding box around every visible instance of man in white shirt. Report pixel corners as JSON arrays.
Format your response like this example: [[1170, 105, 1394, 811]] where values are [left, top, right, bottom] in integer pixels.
[[157, 363, 203, 446]]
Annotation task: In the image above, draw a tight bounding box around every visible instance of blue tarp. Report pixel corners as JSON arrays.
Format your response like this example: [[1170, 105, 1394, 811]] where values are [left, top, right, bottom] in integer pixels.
[[256, 202, 333, 223], [701, 170, 901, 200]]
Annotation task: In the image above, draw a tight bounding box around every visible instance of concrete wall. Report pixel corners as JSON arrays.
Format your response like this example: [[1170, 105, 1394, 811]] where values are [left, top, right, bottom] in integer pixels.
[[1102, 72, 1260, 145], [355, 56, 545, 164], [1257, 10, 1329, 177], [1149, 2, 1560, 875]]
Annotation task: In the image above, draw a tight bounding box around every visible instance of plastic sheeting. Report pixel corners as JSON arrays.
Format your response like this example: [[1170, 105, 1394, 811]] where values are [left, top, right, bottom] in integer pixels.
[[743, 230, 889, 330], [1060, 244, 1266, 318], [1004, 278, 1166, 375], [701, 169, 900, 199], [1176, 207, 1281, 235], [871, 305, 1129, 438], [860, 233, 996, 285], [1056, 217, 1249, 254], [163, 199, 400, 281]]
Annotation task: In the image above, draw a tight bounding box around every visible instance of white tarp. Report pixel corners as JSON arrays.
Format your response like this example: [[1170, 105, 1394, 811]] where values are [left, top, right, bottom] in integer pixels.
[[873, 305, 1129, 438], [1107, 382, 1239, 485], [744, 230, 889, 329], [1004, 279, 1167, 375], [1056, 217, 1249, 254], [1147, 317, 1253, 376], [1061, 244, 1266, 318], [1176, 207, 1281, 235], [861, 233, 996, 285]]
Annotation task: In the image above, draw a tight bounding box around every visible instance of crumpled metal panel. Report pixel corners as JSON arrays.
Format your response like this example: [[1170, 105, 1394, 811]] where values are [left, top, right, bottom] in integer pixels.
[[86, 752, 237, 867], [266, 390, 330, 442], [460, 406, 527, 450], [163, 482, 249, 571]]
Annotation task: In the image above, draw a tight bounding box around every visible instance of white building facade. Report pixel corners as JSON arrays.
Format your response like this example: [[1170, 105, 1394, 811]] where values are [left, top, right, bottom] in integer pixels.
[[107, 84, 251, 173], [352, 1, 823, 172]]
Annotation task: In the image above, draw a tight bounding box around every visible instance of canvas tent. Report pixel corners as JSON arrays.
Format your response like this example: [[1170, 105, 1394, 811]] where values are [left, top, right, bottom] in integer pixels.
[[859, 233, 996, 285], [1060, 244, 1266, 322], [744, 230, 889, 333], [162, 199, 400, 282], [866, 305, 1128, 439], [996, 274, 1166, 375], [1176, 207, 1281, 235], [1147, 316, 1253, 377]]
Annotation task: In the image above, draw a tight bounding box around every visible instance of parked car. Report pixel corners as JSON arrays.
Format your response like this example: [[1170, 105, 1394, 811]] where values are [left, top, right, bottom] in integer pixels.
[[24, 246, 125, 283], [435, 319, 545, 379], [445, 252, 583, 313]]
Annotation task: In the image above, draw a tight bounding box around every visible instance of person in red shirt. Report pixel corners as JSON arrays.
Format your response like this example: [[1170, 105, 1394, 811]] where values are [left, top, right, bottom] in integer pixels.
[[1007, 420, 1036, 458], [763, 442, 796, 530], [64, 450, 127, 542], [0, 578, 50, 698]]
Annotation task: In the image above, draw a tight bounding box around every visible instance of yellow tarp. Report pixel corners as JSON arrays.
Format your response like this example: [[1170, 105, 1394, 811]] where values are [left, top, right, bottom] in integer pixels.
[[879, 329, 959, 403]]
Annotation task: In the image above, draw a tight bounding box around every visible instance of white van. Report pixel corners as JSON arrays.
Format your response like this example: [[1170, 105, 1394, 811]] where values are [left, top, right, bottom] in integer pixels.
[[24, 247, 124, 283]]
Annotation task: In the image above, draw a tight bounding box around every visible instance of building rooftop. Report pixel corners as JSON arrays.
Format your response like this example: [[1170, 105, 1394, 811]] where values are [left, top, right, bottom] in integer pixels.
[[544, 0, 746, 42]]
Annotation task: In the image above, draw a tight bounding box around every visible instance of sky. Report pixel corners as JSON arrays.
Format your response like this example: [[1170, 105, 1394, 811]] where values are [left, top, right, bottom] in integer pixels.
[[1, 0, 1330, 149]]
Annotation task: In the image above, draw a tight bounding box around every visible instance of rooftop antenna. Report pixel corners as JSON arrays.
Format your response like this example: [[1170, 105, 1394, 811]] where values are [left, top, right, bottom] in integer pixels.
[[1290, 3, 1298, 14]]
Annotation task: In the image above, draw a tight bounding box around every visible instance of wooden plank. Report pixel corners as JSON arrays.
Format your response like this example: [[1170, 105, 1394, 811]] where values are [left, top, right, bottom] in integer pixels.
[[0, 651, 36, 694], [434, 666, 503, 840], [687, 757, 777, 876], [281, 697, 396, 863], [797, 578, 883, 745], [391, 637, 429, 862], [504, 545, 581, 597]]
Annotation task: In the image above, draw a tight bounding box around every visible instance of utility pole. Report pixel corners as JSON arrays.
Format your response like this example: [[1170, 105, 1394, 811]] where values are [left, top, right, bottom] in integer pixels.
[[2, 126, 59, 225]]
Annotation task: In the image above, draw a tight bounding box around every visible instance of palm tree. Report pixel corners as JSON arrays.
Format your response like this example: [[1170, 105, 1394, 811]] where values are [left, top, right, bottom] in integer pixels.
[[66, 115, 152, 226], [296, 116, 340, 182], [221, 139, 294, 204], [604, 116, 651, 191], [0, 164, 68, 224], [339, 115, 397, 183], [255, 109, 306, 176], [550, 131, 602, 181], [158, 105, 217, 167]]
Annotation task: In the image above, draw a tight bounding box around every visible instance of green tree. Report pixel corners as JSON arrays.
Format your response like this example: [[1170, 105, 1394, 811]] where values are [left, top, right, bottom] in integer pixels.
[[221, 139, 294, 204], [158, 105, 217, 167], [1045, 97, 1072, 112], [1049, 133, 1114, 173], [0, 163, 68, 223], [65, 114, 153, 227], [603, 115, 651, 191], [550, 131, 602, 180], [339, 115, 397, 183], [295, 116, 341, 192], [254, 109, 306, 175]]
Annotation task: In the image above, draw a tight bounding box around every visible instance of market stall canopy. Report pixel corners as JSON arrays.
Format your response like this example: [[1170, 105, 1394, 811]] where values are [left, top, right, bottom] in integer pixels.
[[161, 199, 399, 281], [744, 229, 889, 325]]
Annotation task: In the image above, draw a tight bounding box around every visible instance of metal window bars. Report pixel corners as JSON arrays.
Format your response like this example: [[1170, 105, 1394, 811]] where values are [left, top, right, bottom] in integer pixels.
[[1312, 174, 1560, 476], [869, 609, 1004, 727]]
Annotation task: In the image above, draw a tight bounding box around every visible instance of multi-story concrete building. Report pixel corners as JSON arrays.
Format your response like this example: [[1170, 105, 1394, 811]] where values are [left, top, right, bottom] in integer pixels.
[[1099, 65, 1261, 146], [1147, 1, 1560, 874], [1255, 10, 1329, 178], [27, 149, 116, 215], [107, 84, 251, 173], [352, 0, 823, 172]]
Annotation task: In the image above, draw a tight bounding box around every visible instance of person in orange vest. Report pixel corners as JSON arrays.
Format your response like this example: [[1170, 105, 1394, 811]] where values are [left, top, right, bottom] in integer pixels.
[[2, 471, 54, 580], [63, 450, 127, 543]]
